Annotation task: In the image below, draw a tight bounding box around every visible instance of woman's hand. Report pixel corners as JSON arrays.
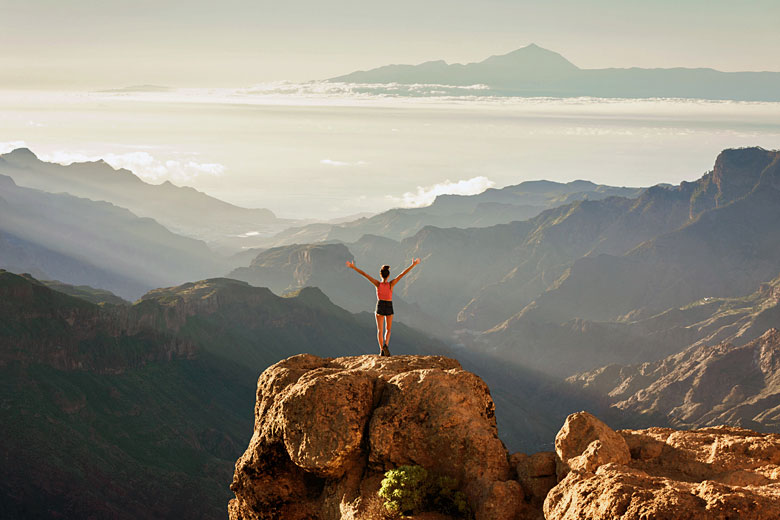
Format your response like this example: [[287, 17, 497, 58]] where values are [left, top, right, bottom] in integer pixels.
[[413, 258, 421, 266], [346, 260, 355, 269]]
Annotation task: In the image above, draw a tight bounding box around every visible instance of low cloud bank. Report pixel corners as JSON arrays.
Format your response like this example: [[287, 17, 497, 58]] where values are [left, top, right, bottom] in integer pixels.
[[0, 140, 28, 154], [387, 176, 495, 207], [38, 150, 225, 183], [320, 159, 368, 167]]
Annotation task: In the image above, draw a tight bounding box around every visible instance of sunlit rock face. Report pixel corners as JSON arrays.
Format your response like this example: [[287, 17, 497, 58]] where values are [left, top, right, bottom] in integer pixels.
[[544, 412, 780, 520], [229, 354, 780, 520], [227, 354, 527, 520]]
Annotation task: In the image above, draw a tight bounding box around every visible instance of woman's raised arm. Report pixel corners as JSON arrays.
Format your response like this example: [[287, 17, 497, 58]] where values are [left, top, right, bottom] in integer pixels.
[[390, 258, 420, 287], [346, 260, 380, 286]]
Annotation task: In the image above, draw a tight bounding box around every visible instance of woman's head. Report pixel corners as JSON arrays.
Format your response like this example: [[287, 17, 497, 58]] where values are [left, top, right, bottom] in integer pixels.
[[380, 265, 390, 281]]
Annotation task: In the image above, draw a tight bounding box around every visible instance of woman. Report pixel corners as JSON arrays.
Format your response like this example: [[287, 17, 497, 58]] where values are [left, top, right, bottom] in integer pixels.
[[346, 258, 421, 356]]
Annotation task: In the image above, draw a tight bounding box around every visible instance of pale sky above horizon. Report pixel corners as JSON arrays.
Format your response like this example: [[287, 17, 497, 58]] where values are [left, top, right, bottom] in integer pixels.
[[2, 0, 779, 89]]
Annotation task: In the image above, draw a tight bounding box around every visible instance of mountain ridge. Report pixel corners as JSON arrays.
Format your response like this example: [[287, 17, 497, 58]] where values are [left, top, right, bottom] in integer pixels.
[[0, 148, 298, 252], [245, 179, 643, 257], [568, 329, 780, 432], [0, 271, 457, 519], [0, 173, 222, 300], [329, 44, 780, 101]]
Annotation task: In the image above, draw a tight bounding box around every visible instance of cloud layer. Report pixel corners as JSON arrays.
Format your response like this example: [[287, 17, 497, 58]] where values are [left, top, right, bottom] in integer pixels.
[[38, 150, 225, 183], [320, 158, 367, 167], [387, 176, 495, 207]]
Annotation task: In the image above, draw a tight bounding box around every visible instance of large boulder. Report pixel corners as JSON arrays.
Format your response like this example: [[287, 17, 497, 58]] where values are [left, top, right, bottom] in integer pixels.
[[554, 411, 630, 478], [544, 416, 780, 520], [228, 354, 526, 520]]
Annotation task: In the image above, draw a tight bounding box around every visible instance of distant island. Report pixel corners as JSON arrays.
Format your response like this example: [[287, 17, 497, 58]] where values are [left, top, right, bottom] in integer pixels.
[[328, 43, 780, 101]]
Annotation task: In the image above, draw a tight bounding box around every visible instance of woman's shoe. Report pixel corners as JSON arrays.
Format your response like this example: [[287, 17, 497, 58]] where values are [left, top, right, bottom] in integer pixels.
[[381, 344, 391, 357]]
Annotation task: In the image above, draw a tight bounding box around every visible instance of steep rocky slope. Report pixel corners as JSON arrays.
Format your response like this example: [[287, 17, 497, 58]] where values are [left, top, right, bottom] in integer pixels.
[[467, 147, 780, 377], [523, 147, 780, 324], [569, 329, 780, 432], [0, 272, 251, 519], [477, 271, 780, 378], [341, 192, 679, 331]]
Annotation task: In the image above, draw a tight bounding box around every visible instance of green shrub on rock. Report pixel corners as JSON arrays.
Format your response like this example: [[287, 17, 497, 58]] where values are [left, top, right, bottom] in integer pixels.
[[378, 465, 472, 518], [378, 465, 431, 515]]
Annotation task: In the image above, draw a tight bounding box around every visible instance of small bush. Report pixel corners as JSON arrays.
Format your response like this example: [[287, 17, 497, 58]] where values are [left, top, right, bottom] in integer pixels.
[[378, 465, 431, 515], [378, 465, 472, 518]]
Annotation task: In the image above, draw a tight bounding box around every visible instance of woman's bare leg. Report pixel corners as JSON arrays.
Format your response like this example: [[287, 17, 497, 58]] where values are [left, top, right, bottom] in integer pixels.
[[384, 315, 393, 347], [375, 314, 384, 351]]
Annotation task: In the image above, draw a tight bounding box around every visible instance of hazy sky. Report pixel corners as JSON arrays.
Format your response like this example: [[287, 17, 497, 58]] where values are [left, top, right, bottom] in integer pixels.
[[3, 0, 780, 89]]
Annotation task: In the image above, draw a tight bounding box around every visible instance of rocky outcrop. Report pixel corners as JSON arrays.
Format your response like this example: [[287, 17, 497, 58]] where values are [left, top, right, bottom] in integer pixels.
[[553, 412, 630, 479], [228, 354, 527, 520], [544, 411, 780, 520], [230, 353, 780, 520]]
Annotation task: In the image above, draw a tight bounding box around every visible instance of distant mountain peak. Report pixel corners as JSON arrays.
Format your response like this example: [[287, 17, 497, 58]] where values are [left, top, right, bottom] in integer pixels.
[[477, 44, 580, 73], [328, 45, 780, 101], [5, 147, 39, 161], [712, 147, 779, 203], [503, 43, 561, 56]]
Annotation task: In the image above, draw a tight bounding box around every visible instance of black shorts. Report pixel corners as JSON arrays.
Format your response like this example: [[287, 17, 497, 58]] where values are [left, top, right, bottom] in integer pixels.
[[376, 300, 394, 316]]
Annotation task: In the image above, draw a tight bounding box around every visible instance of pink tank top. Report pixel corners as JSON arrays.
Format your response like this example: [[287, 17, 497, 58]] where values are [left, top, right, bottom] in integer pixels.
[[377, 281, 392, 301]]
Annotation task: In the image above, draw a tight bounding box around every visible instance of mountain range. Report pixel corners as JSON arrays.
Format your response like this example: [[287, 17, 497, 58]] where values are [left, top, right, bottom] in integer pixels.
[[0, 148, 296, 252], [253, 179, 642, 248], [226, 147, 780, 383], [4, 142, 780, 518], [465, 147, 780, 374], [330, 44, 780, 101], [0, 172, 222, 299], [0, 148, 644, 302]]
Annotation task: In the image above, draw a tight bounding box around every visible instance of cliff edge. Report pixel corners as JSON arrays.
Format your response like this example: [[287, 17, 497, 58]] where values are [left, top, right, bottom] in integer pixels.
[[228, 354, 526, 519], [229, 355, 780, 520]]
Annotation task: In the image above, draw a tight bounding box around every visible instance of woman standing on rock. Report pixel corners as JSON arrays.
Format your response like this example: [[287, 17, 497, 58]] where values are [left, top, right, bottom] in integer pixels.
[[346, 258, 421, 356]]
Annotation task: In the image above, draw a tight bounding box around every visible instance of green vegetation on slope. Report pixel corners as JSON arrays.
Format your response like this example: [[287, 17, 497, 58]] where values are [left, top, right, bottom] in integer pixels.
[[0, 272, 451, 519]]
